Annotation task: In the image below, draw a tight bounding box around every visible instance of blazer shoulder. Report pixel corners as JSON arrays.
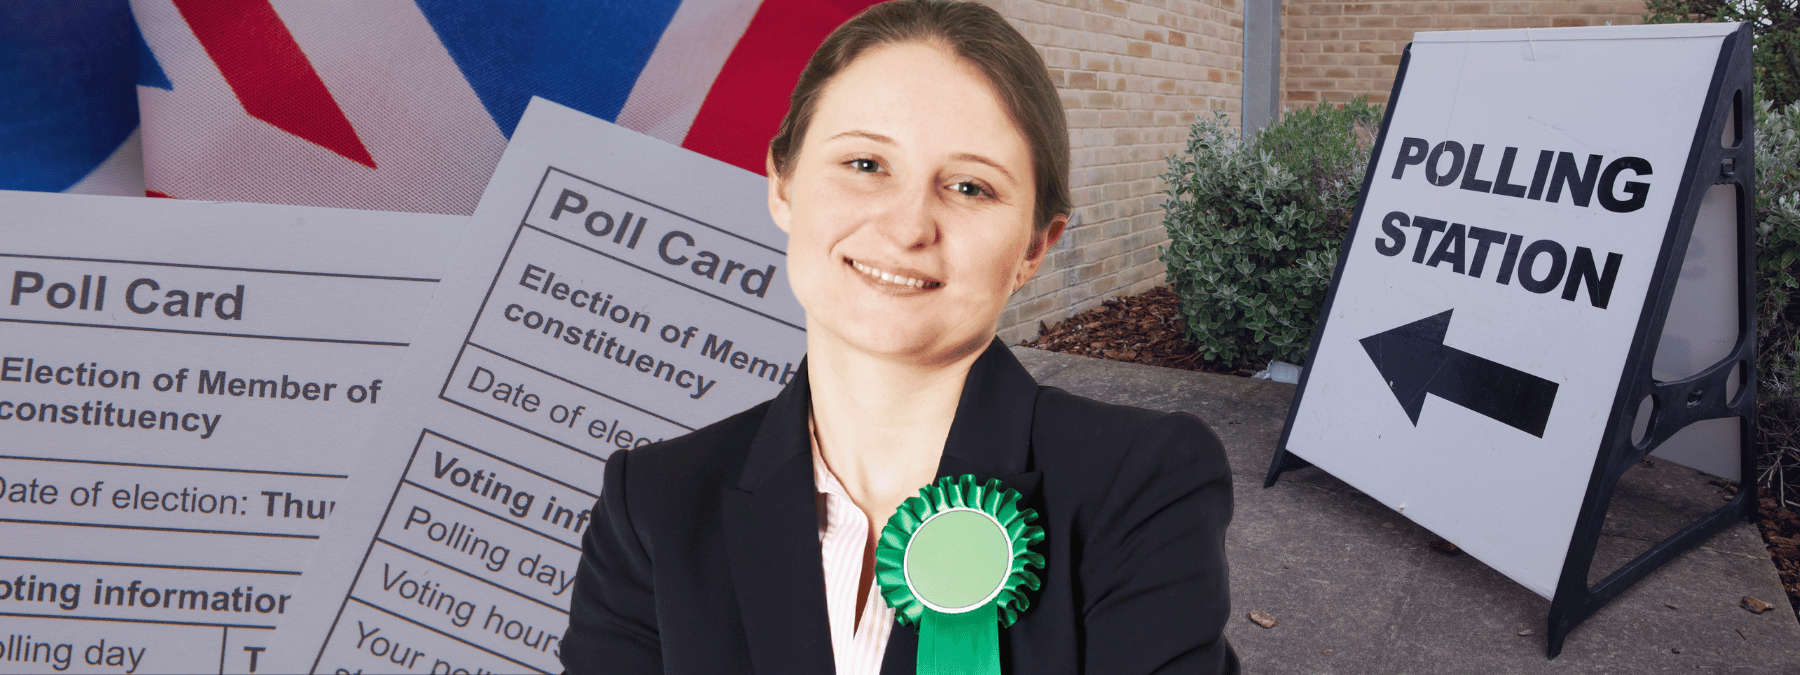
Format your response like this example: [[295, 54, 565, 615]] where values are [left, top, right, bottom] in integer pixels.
[[609, 399, 772, 499], [1030, 385, 1229, 483]]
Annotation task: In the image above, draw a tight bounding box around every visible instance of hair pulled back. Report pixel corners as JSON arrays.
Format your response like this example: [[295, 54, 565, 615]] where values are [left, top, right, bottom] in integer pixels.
[[768, 0, 1071, 234]]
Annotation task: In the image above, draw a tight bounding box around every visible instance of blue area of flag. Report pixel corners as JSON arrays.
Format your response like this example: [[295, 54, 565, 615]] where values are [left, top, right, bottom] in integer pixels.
[[0, 0, 142, 192], [136, 15, 171, 91], [415, 0, 684, 138]]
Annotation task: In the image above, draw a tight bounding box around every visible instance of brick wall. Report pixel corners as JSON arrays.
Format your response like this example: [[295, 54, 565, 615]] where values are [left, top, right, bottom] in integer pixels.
[[982, 1, 1652, 345], [1282, 1, 1649, 110], [985, 0, 1245, 344]]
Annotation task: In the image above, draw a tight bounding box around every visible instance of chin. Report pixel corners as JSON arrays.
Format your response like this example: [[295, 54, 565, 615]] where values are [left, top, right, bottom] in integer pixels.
[[847, 331, 940, 360], [847, 326, 994, 367]]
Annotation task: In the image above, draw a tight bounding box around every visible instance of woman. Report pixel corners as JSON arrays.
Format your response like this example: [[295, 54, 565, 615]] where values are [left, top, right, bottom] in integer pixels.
[[561, 1, 1237, 673]]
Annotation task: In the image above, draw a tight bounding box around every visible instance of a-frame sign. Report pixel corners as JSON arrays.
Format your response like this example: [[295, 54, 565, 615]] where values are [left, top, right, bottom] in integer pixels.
[[1265, 23, 1757, 657]]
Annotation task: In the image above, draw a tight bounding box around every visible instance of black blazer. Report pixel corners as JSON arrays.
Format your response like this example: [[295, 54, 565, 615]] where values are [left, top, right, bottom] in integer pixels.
[[562, 339, 1238, 674]]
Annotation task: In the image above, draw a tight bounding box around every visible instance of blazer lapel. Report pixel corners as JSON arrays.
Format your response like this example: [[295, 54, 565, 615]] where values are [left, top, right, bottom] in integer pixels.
[[722, 358, 835, 674], [936, 339, 1043, 498], [726, 342, 1046, 674], [879, 620, 919, 675], [883, 340, 1046, 674]]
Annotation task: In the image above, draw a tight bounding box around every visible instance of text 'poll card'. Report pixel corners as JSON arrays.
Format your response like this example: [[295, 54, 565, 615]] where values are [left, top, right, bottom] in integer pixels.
[[277, 98, 806, 674], [0, 191, 462, 673]]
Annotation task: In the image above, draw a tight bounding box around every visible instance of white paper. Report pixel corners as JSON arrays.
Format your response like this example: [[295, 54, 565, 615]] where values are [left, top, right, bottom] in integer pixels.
[[276, 98, 806, 674], [0, 190, 461, 673]]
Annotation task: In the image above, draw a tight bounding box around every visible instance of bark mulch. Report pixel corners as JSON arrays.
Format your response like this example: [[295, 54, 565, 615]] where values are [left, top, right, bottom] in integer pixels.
[[1026, 285, 1800, 623], [1757, 496, 1800, 623], [1020, 286, 1253, 377]]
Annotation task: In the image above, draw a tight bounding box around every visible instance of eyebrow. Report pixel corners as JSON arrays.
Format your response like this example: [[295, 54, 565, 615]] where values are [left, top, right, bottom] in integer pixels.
[[825, 130, 1017, 183], [951, 152, 1015, 183], [826, 130, 895, 145]]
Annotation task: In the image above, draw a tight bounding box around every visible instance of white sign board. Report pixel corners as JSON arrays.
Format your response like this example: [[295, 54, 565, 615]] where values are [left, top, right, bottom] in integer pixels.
[[1280, 23, 1739, 599], [0, 191, 460, 673], [273, 98, 806, 674]]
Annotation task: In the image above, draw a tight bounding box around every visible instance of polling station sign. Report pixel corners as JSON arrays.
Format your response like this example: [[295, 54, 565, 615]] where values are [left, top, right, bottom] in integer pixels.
[[1267, 22, 1757, 656]]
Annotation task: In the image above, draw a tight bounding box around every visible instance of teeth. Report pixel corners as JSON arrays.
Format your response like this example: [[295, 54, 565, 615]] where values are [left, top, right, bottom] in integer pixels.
[[851, 259, 934, 289]]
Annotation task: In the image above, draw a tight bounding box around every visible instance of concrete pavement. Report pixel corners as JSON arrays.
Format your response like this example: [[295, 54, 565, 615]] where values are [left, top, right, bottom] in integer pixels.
[[1011, 346, 1800, 674]]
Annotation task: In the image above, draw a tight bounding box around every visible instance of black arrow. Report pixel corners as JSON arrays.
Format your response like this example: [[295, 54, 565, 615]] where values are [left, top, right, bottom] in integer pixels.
[[1359, 309, 1559, 437]]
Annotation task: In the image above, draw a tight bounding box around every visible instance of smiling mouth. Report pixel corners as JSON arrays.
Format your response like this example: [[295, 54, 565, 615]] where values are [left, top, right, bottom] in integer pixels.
[[848, 258, 942, 289]]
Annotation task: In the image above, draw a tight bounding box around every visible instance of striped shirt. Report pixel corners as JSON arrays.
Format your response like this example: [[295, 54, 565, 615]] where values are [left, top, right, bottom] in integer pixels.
[[813, 446, 896, 675]]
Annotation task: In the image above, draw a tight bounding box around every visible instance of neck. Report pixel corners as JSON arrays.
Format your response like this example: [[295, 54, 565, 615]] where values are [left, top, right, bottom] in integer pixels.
[[806, 327, 988, 526]]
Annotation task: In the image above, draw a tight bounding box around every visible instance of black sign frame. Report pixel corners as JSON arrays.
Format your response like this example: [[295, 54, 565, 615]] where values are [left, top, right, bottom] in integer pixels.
[[1263, 23, 1759, 659]]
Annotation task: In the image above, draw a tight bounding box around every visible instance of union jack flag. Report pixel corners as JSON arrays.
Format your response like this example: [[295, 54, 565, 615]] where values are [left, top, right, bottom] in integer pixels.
[[1, 0, 882, 214]]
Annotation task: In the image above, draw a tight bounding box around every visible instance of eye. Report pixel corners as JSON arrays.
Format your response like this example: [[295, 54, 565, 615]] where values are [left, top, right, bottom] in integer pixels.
[[951, 180, 991, 199], [847, 158, 881, 173]]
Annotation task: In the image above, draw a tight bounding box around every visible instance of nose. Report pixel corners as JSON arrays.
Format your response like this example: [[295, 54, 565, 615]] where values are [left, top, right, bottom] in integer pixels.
[[876, 176, 940, 251]]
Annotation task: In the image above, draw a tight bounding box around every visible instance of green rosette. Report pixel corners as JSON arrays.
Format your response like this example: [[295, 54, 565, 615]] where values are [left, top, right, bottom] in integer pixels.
[[874, 475, 1044, 675]]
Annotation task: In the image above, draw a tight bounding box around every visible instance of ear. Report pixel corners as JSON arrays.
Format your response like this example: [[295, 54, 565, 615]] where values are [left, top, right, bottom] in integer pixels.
[[767, 151, 792, 234], [1012, 213, 1068, 293]]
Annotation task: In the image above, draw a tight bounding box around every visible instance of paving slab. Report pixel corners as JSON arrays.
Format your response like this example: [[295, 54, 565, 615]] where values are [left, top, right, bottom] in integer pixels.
[[1011, 346, 1800, 674]]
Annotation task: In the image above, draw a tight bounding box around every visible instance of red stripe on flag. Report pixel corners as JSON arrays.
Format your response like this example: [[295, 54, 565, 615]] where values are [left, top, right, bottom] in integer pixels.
[[682, 0, 882, 175], [172, 0, 376, 169]]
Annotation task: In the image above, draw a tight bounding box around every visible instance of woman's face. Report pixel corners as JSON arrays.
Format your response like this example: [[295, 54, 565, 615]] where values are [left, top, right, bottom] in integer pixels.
[[769, 41, 1062, 367]]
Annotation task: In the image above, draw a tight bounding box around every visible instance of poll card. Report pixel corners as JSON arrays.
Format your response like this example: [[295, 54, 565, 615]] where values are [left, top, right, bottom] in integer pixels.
[[0, 191, 461, 673], [277, 98, 806, 673]]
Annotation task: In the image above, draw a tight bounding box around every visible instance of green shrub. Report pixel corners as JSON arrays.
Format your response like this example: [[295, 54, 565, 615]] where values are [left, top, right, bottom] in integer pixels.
[[1158, 98, 1380, 369], [1645, 0, 1800, 505], [1756, 98, 1800, 501], [1644, 0, 1799, 108]]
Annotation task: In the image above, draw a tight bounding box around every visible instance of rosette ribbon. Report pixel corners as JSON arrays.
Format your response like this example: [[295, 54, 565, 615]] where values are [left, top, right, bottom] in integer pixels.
[[874, 475, 1044, 675]]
